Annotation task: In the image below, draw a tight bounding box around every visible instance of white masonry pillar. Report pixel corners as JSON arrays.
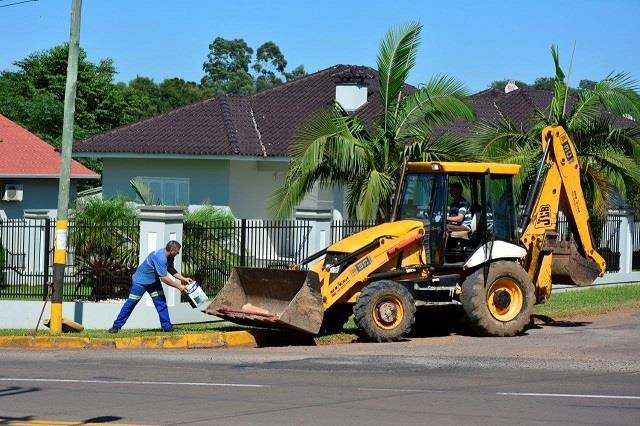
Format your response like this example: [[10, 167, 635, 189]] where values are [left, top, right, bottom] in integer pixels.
[[138, 206, 185, 307]]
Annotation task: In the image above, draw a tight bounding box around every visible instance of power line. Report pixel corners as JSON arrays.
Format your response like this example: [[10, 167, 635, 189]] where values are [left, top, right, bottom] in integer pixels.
[[0, 0, 39, 8]]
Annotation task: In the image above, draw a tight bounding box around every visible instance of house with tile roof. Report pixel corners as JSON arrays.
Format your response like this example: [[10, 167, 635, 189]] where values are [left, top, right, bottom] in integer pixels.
[[74, 66, 634, 221], [0, 114, 99, 219], [74, 65, 383, 219]]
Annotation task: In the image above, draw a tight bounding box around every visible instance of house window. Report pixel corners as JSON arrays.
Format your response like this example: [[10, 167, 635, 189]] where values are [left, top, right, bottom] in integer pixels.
[[137, 177, 190, 205]]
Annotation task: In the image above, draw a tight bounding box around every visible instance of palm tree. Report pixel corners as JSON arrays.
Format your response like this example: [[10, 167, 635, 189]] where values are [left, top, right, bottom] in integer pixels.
[[473, 45, 640, 216], [270, 22, 477, 220]]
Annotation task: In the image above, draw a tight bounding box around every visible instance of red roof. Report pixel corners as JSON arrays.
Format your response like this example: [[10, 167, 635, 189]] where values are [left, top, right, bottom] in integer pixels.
[[0, 114, 98, 179]]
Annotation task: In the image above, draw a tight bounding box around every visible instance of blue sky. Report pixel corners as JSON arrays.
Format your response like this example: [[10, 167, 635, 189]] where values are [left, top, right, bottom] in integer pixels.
[[1, 0, 638, 92]]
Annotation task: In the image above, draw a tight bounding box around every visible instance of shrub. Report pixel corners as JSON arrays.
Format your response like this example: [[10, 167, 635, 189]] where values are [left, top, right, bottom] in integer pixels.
[[70, 196, 139, 300], [182, 205, 238, 296]]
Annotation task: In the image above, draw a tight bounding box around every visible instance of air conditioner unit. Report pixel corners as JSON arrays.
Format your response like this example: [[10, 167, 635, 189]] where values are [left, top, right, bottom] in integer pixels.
[[2, 184, 23, 202]]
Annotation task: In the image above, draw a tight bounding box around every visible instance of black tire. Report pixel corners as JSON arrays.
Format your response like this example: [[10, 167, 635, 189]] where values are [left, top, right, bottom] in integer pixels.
[[354, 280, 416, 342], [319, 304, 353, 335], [461, 260, 535, 337]]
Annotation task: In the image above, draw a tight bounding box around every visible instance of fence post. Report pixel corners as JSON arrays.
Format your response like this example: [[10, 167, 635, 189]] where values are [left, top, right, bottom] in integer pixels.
[[295, 208, 333, 254], [42, 217, 51, 300], [616, 209, 634, 274], [240, 219, 247, 266], [138, 206, 185, 307]]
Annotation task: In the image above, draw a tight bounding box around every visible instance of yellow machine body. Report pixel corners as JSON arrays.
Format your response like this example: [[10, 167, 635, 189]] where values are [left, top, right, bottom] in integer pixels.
[[205, 126, 605, 336]]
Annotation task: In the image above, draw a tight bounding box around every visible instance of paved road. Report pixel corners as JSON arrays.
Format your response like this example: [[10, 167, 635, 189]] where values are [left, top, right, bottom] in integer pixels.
[[1, 310, 639, 425]]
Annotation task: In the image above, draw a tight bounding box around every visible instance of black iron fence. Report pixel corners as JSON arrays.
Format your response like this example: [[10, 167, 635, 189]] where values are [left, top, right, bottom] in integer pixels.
[[182, 219, 312, 297], [330, 220, 377, 245], [556, 212, 623, 272], [0, 218, 139, 301]]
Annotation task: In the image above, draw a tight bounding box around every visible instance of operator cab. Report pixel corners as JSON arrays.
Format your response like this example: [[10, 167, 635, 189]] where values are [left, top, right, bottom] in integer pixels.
[[398, 162, 520, 266]]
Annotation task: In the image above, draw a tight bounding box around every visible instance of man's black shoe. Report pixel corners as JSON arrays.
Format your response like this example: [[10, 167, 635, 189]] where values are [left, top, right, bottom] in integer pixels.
[[108, 327, 119, 334], [164, 326, 175, 332]]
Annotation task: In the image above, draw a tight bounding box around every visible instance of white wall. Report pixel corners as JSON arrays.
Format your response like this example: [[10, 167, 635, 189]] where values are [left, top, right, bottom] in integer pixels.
[[103, 158, 230, 206], [228, 160, 289, 218]]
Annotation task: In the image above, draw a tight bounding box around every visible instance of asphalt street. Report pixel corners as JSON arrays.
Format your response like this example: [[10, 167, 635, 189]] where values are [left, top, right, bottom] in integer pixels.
[[1, 310, 639, 425]]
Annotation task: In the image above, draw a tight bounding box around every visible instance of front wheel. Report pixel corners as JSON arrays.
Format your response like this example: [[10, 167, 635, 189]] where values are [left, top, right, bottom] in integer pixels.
[[354, 280, 415, 342], [461, 261, 534, 337]]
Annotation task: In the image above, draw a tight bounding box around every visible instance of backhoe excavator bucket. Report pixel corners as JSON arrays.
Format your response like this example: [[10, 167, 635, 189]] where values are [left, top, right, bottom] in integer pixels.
[[203, 267, 324, 334], [551, 240, 601, 286]]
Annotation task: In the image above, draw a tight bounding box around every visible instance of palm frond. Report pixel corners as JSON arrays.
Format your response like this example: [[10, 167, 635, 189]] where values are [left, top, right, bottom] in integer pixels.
[[549, 44, 568, 125], [404, 131, 482, 163], [357, 169, 394, 220], [395, 75, 474, 139], [570, 72, 640, 127], [377, 22, 422, 133], [471, 118, 537, 159], [129, 177, 154, 206]]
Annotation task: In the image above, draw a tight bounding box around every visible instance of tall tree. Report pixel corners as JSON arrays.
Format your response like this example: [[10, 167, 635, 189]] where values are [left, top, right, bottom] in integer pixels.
[[201, 37, 255, 95], [474, 45, 640, 215], [201, 37, 306, 94], [270, 23, 477, 220], [253, 41, 287, 92], [0, 44, 152, 173], [285, 65, 307, 82]]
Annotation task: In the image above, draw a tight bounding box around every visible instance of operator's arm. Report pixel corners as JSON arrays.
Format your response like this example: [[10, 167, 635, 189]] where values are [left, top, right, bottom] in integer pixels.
[[160, 274, 188, 292], [447, 213, 464, 223], [168, 266, 193, 285]]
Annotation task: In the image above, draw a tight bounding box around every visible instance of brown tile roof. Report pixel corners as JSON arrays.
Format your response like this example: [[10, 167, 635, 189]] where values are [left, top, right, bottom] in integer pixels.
[[447, 87, 636, 135], [73, 65, 391, 158]]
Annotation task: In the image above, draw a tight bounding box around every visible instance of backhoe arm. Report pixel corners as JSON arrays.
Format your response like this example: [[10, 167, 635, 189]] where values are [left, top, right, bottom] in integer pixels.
[[520, 126, 606, 302]]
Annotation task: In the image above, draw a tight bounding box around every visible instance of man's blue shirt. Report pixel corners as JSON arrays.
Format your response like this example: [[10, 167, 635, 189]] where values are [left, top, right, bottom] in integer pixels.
[[133, 248, 174, 285]]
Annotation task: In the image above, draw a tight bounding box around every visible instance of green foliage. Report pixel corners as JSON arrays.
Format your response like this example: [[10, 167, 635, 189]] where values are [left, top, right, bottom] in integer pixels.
[[182, 205, 238, 295], [271, 23, 477, 220], [201, 37, 307, 94], [476, 45, 640, 216], [129, 177, 154, 206], [70, 197, 139, 300], [127, 76, 213, 117], [73, 195, 137, 223]]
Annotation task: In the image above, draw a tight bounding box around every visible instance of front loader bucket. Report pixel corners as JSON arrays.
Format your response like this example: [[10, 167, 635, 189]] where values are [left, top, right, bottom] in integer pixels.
[[203, 267, 324, 334], [551, 240, 601, 286]]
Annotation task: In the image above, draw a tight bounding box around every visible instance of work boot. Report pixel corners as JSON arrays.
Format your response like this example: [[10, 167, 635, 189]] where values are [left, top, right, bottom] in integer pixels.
[[108, 327, 120, 334]]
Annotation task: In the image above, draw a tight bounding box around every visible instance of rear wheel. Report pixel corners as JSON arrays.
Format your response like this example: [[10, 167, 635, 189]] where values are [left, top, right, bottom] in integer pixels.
[[461, 261, 534, 337], [354, 280, 415, 342]]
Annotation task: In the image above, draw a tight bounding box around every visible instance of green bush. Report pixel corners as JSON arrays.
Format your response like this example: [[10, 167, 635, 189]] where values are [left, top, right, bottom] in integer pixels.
[[70, 196, 139, 300], [182, 205, 238, 296]]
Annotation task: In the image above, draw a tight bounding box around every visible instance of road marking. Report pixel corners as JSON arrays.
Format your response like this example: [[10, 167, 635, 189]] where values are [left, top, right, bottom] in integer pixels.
[[0, 421, 149, 426], [0, 377, 266, 388], [497, 392, 640, 400], [358, 387, 443, 393]]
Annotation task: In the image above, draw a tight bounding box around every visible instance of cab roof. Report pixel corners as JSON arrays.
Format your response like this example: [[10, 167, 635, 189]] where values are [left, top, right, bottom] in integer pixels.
[[407, 161, 521, 175]]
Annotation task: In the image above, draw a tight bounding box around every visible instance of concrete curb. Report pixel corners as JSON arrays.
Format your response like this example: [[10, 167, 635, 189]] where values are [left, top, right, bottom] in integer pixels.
[[0, 330, 260, 350]]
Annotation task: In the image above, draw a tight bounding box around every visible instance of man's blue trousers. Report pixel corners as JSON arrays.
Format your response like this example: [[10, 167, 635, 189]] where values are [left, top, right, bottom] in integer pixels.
[[112, 281, 172, 331]]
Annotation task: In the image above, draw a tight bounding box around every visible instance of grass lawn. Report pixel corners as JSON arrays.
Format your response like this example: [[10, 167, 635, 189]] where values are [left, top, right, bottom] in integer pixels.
[[534, 283, 640, 319]]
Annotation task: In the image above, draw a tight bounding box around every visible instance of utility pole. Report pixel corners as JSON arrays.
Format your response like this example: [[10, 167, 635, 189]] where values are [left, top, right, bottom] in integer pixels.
[[51, 0, 82, 334]]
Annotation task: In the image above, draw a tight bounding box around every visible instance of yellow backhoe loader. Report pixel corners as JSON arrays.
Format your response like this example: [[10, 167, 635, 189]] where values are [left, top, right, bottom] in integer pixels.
[[205, 126, 606, 341]]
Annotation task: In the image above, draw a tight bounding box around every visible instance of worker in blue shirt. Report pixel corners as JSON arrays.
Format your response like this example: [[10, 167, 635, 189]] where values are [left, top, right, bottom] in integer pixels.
[[109, 240, 193, 333]]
